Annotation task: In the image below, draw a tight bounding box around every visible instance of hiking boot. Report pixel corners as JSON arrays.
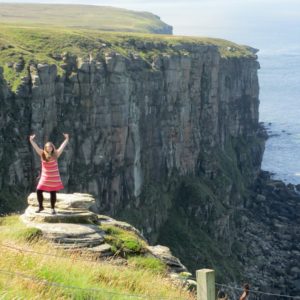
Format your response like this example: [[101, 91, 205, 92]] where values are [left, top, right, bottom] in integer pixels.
[[35, 207, 44, 213]]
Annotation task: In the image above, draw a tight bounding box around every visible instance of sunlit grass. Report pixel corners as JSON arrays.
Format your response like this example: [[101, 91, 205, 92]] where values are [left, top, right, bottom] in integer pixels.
[[0, 23, 255, 92], [100, 224, 148, 256], [0, 3, 171, 34], [0, 215, 195, 299]]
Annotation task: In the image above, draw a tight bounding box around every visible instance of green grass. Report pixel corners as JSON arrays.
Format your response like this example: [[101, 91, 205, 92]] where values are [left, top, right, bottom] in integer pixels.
[[0, 3, 172, 34], [0, 215, 195, 299], [100, 224, 148, 257], [0, 23, 256, 92], [14, 227, 43, 242], [128, 256, 167, 274]]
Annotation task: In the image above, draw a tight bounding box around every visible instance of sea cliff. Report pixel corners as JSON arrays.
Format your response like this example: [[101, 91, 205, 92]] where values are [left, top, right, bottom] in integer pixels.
[[0, 27, 299, 297]]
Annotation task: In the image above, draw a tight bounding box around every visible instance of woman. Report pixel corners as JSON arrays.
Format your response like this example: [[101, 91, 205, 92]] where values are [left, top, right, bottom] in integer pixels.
[[29, 133, 69, 214]]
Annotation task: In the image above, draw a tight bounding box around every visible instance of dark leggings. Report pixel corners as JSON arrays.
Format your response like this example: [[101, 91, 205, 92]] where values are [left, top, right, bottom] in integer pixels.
[[36, 189, 57, 209]]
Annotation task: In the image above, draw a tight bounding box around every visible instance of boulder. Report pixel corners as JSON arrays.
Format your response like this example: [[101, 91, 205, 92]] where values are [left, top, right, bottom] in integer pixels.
[[20, 193, 106, 252], [21, 220, 105, 249], [85, 243, 113, 257], [146, 245, 187, 273]]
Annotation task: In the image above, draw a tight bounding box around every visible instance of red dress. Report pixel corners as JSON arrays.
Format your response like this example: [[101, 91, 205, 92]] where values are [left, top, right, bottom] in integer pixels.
[[36, 157, 64, 192]]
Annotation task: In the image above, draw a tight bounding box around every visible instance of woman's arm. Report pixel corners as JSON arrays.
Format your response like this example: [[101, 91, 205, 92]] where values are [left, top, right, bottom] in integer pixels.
[[57, 133, 69, 158], [29, 134, 43, 156]]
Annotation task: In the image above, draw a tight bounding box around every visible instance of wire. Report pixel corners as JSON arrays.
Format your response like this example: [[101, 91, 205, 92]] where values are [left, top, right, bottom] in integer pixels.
[[0, 242, 112, 264], [0, 268, 187, 300], [0, 243, 188, 300], [0, 269, 146, 299], [3, 243, 299, 300], [215, 282, 300, 299], [188, 277, 300, 299]]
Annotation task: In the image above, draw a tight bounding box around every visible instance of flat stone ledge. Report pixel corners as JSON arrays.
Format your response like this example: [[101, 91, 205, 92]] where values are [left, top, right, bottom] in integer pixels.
[[19, 218, 106, 250], [27, 192, 95, 210], [21, 206, 98, 224]]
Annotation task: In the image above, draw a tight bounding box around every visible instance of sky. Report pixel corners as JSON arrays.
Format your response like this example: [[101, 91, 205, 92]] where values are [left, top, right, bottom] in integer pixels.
[[0, 0, 299, 49]]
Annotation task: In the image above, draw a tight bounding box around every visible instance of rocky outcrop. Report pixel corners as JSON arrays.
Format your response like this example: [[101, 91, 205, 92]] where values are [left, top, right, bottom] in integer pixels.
[[21, 193, 111, 255], [20, 192, 188, 275]]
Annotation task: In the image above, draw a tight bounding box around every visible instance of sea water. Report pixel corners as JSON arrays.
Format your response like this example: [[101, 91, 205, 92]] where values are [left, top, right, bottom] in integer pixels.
[[259, 46, 300, 184]]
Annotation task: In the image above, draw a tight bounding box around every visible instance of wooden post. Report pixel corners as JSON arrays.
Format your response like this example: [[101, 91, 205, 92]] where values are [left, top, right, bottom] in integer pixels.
[[196, 269, 215, 300]]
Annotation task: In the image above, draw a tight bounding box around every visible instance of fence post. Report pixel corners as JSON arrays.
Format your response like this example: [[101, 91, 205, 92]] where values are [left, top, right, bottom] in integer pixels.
[[196, 269, 215, 300]]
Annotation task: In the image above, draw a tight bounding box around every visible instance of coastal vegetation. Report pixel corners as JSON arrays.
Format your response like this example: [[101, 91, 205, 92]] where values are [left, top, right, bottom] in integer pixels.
[[0, 215, 194, 299], [0, 23, 255, 92]]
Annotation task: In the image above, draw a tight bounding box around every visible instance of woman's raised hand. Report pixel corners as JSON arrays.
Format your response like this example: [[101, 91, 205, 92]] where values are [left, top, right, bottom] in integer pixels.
[[29, 134, 36, 142], [63, 133, 69, 140]]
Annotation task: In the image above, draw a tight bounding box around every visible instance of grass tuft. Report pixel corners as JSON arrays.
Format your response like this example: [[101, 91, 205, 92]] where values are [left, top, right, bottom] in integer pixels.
[[101, 224, 147, 256], [128, 256, 167, 274]]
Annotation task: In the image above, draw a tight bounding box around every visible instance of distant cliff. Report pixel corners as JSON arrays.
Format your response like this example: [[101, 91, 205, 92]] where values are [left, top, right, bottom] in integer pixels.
[[0, 3, 173, 34], [1, 26, 299, 297]]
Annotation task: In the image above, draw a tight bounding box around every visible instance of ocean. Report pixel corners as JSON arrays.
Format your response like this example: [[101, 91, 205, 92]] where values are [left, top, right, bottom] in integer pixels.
[[259, 45, 300, 184]]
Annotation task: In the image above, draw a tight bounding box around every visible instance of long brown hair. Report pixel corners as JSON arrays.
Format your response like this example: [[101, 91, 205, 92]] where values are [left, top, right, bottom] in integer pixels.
[[42, 142, 58, 162]]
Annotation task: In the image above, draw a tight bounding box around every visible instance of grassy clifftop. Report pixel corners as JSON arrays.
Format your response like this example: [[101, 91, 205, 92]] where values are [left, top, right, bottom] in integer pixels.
[[0, 3, 172, 34], [0, 23, 256, 92]]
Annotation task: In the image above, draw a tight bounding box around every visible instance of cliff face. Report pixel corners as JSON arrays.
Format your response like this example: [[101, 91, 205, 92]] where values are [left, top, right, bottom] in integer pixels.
[[0, 38, 280, 292]]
